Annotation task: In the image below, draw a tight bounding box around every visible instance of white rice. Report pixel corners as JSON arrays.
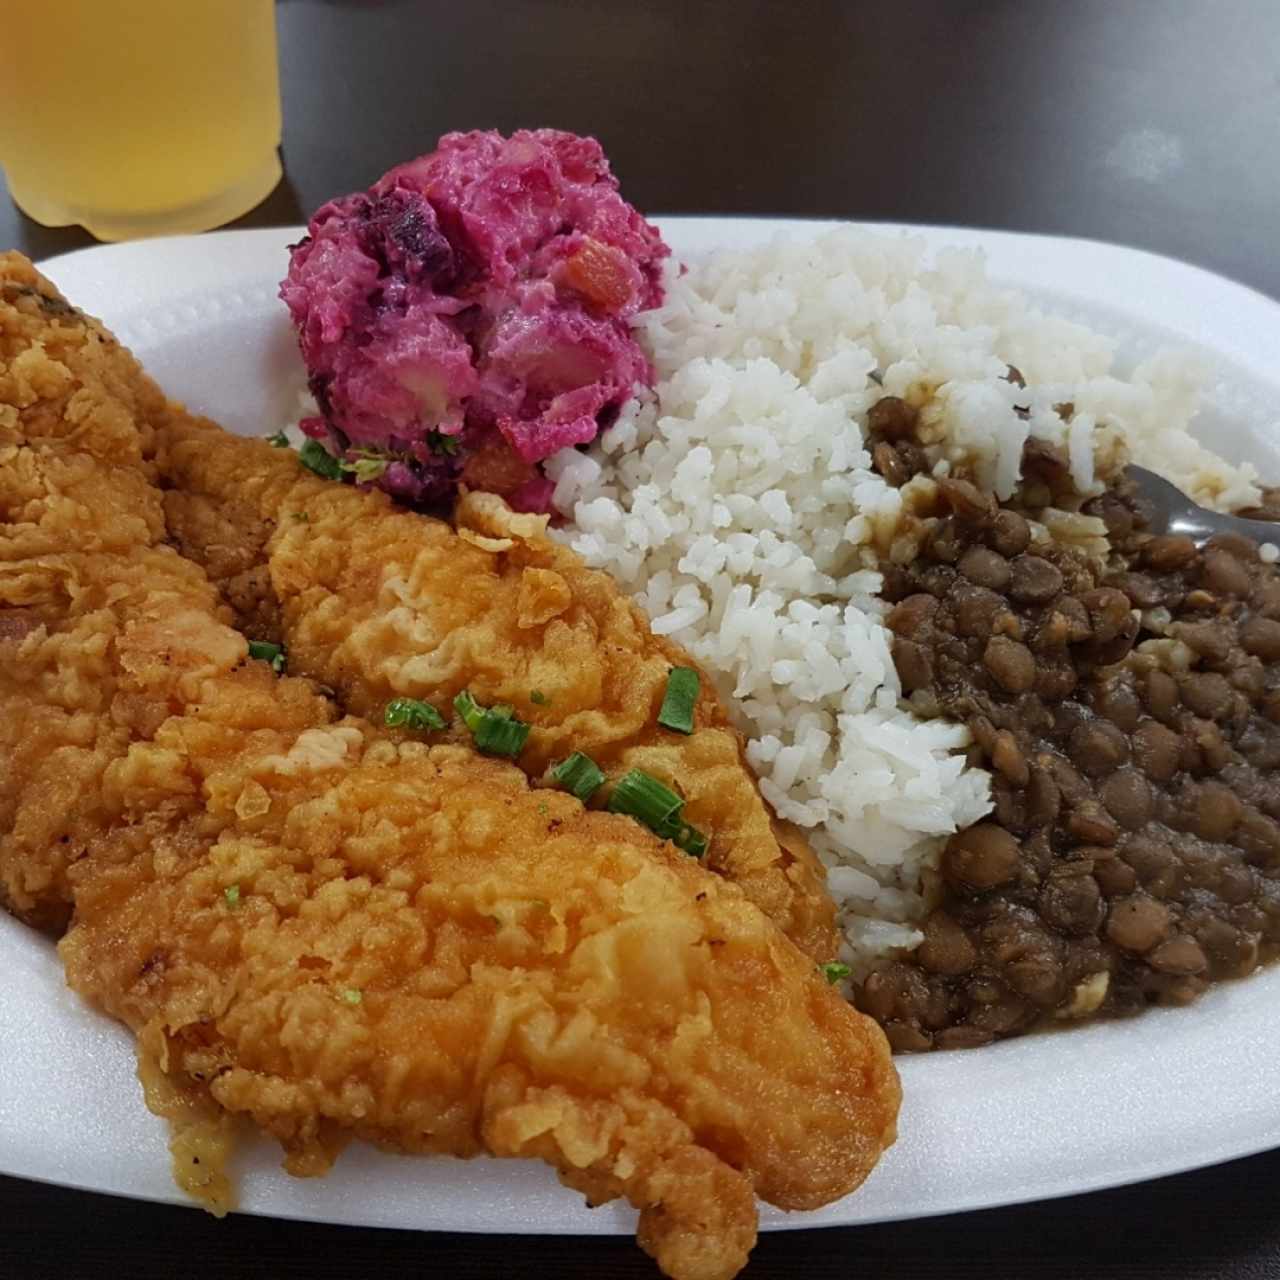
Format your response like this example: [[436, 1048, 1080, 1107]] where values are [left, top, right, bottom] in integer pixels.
[[550, 228, 1268, 976]]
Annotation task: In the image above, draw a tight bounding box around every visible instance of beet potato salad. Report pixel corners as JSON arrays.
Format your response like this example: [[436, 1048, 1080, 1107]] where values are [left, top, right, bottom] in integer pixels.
[[280, 128, 669, 509]]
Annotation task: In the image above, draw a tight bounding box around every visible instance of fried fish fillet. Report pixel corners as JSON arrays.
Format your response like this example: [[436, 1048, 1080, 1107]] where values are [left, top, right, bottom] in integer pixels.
[[0, 255, 899, 1280], [149, 372, 837, 962], [0, 264, 240, 931]]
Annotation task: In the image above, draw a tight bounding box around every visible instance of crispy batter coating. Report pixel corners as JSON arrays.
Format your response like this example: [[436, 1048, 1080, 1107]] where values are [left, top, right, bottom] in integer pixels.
[[0, 255, 899, 1280], [155, 392, 837, 961], [0, 257, 252, 930]]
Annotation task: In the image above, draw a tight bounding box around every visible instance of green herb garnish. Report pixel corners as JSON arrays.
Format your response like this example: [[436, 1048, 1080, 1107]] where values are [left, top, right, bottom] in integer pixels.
[[224, 884, 241, 909], [820, 962, 852, 985], [266, 430, 290, 448], [341, 446, 392, 484], [340, 988, 363, 1005], [478, 715, 529, 757], [454, 690, 485, 734], [384, 696, 447, 733], [453, 690, 531, 757], [298, 439, 344, 480], [657, 667, 699, 735], [247, 640, 286, 673], [426, 430, 461, 457], [608, 770, 683, 828], [291, 510, 310, 523], [664, 818, 708, 859], [530, 690, 549, 706], [552, 752, 605, 803], [607, 769, 709, 856]]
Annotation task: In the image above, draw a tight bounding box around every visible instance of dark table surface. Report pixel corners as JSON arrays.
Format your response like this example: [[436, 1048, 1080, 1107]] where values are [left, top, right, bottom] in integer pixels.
[[5, 2, 1280, 1277]]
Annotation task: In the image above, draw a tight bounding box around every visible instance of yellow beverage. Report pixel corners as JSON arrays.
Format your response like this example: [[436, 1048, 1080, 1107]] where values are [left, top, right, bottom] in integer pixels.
[[0, 0, 282, 240]]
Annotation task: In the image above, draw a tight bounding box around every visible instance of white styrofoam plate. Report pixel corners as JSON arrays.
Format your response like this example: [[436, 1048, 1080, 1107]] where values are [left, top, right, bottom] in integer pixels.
[[4, 219, 1280, 1234]]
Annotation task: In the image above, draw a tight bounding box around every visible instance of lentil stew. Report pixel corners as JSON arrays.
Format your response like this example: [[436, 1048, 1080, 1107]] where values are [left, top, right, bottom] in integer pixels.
[[859, 399, 1280, 1051]]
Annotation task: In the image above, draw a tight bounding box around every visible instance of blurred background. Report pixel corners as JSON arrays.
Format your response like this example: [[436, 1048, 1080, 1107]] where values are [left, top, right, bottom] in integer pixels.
[[2, 0, 1278, 298]]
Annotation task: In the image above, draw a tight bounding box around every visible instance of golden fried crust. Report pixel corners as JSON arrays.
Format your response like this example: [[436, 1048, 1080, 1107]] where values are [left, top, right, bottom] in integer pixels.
[[0, 255, 899, 1280], [0, 256, 257, 928], [157, 413, 837, 961], [0, 252, 167, 469], [63, 744, 898, 1259]]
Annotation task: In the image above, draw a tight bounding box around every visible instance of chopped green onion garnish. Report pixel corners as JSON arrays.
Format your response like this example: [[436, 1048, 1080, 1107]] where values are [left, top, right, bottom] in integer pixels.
[[291, 510, 310, 523], [664, 818, 709, 859], [657, 667, 700, 735], [384, 697, 447, 733], [607, 769, 709, 856], [340, 988, 363, 1005], [530, 690, 549, 706], [266, 430, 289, 447], [298, 439, 344, 480], [247, 640, 286, 673], [552, 752, 605, 803], [476, 714, 530, 756], [608, 770, 684, 829], [820, 962, 852, 985], [453, 690, 531, 757], [453, 690, 484, 734], [224, 884, 241, 909], [426, 429, 461, 457], [341, 447, 392, 484]]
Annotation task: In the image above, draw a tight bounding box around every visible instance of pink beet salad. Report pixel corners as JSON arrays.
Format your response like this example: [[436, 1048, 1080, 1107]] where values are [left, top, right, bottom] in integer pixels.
[[280, 129, 669, 510]]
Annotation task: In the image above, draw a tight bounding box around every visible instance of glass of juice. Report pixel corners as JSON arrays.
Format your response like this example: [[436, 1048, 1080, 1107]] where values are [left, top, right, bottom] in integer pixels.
[[0, 0, 282, 241]]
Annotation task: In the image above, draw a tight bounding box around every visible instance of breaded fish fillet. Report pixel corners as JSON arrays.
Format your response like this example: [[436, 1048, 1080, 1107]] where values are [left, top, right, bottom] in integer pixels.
[[0, 255, 899, 1280], [150, 384, 837, 961]]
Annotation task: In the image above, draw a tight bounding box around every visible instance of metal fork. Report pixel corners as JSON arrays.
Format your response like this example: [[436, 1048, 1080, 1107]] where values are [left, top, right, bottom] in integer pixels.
[[1125, 465, 1280, 545]]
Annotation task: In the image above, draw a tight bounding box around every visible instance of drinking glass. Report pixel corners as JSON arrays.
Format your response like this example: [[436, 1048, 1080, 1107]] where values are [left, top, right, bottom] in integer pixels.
[[0, 0, 282, 241]]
